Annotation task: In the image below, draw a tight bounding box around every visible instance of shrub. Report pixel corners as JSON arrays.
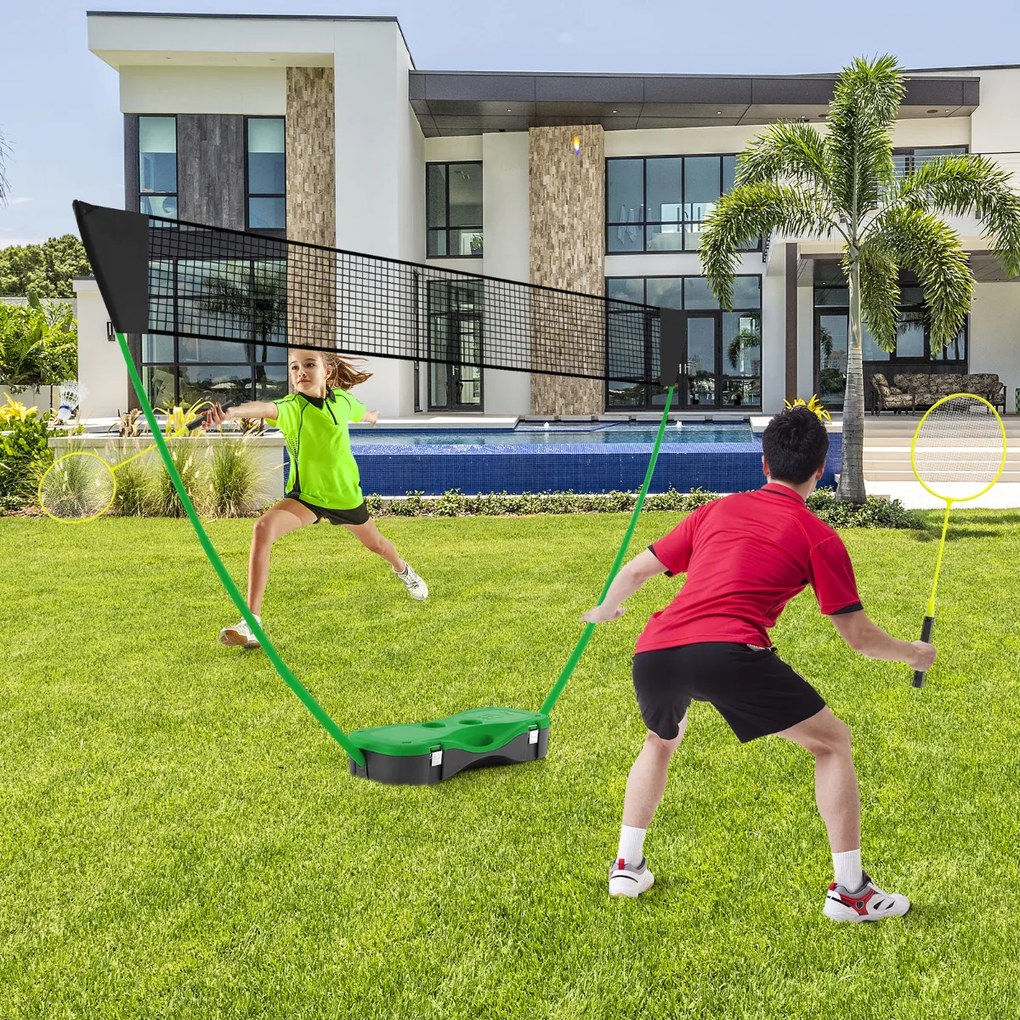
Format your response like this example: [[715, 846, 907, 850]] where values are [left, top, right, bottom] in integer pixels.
[[806, 488, 922, 529], [204, 438, 263, 518], [0, 396, 53, 505]]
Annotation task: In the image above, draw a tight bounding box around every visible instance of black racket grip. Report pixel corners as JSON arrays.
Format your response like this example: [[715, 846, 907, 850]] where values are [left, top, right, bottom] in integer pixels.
[[912, 615, 935, 688], [188, 402, 233, 430]]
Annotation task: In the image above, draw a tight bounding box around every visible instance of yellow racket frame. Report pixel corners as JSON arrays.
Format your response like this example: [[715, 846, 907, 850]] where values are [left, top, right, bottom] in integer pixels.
[[908, 392, 1007, 685], [38, 418, 207, 524]]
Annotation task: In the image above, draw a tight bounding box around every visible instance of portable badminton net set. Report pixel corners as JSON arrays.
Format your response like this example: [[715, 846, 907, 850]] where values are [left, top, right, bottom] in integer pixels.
[[72, 200, 690, 784]]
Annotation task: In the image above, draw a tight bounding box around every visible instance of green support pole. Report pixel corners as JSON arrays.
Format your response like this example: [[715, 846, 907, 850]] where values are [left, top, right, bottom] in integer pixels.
[[540, 386, 675, 716], [115, 333, 366, 768]]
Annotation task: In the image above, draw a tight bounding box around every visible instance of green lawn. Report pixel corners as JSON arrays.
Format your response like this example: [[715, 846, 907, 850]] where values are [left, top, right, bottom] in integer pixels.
[[2, 510, 1019, 1019]]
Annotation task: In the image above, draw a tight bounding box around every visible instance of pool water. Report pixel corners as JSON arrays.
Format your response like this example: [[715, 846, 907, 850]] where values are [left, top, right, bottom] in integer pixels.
[[350, 422, 755, 447]]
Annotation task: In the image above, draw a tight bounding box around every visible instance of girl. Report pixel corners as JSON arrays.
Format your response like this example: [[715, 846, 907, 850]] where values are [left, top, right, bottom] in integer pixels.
[[204, 348, 428, 649]]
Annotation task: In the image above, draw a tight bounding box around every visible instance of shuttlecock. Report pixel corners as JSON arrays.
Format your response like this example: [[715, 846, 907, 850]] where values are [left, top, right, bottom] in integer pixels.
[[56, 381, 87, 421]]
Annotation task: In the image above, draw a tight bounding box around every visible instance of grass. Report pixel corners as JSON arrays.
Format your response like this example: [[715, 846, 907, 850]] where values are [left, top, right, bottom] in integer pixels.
[[1, 509, 1019, 1019]]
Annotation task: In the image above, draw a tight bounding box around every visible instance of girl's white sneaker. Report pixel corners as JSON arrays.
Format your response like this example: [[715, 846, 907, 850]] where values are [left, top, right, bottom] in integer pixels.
[[219, 617, 260, 649]]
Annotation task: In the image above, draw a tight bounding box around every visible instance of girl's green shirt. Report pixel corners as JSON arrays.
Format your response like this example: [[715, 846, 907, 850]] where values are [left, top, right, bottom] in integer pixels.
[[267, 388, 367, 509]]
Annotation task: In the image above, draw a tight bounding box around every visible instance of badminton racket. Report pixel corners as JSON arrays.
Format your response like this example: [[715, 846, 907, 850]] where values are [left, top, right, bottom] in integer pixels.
[[909, 392, 1007, 687], [38, 404, 231, 523]]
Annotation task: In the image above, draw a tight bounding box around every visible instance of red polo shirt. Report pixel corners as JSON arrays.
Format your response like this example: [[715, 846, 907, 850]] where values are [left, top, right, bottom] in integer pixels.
[[636, 483, 862, 653]]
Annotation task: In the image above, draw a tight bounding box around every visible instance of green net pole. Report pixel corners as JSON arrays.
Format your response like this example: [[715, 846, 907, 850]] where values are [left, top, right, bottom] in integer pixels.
[[115, 333, 366, 768], [539, 386, 675, 717]]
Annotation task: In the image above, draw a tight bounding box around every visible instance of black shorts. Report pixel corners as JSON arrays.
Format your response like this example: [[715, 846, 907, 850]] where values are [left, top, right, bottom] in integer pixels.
[[632, 643, 826, 743], [293, 497, 370, 526]]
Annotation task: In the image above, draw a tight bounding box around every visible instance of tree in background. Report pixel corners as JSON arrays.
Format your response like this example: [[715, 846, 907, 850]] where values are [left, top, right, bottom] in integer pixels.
[[701, 55, 1020, 503], [0, 295, 78, 403], [0, 236, 92, 298]]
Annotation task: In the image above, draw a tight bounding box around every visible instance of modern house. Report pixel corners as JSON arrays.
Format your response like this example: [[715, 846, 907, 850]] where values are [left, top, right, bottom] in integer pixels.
[[79, 11, 1020, 418]]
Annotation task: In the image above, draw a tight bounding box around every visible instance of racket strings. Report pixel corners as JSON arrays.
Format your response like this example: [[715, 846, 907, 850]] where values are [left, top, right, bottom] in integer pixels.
[[911, 395, 1007, 501], [39, 453, 116, 520]]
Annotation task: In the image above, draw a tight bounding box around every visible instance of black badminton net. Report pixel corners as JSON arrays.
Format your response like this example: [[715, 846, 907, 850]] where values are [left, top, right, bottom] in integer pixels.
[[74, 201, 672, 384]]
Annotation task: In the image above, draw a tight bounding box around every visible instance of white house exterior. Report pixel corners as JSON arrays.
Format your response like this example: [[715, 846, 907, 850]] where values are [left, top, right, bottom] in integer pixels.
[[81, 12, 1020, 419]]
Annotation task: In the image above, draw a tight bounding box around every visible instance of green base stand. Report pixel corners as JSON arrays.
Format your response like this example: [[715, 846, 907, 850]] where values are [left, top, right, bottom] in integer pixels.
[[348, 707, 550, 785]]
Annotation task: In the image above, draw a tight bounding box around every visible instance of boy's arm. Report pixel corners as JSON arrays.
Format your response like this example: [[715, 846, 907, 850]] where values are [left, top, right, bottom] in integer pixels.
[[829, 610, 936, 672], [580, 550, 668, 623]]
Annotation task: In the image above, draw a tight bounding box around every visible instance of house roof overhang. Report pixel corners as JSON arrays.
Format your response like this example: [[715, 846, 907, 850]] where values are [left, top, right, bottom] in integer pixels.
[[410, 71, 979, 137]]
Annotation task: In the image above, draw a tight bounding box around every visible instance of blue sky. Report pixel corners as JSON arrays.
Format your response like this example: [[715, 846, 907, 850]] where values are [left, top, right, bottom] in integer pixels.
[[1, 0, 1017, 245]]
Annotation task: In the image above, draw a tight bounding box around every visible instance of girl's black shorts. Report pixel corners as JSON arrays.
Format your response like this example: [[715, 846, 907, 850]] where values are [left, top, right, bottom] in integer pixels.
[[632, 643, 826, 742], [294, 498, 370, 526]]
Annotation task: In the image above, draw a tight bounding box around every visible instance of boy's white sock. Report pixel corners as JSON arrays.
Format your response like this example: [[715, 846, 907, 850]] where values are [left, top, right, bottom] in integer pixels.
[[617, 825, 647, 866], [832, 848, 863, 891]]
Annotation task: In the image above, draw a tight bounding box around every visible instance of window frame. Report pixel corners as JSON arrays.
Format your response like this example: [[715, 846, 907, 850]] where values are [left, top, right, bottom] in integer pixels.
[[245, 115, 287, 235], [138, 114, 179, 224], [604, 274, 763, 411], [426, 161, 484, 259], [605, 154, 758, 254]]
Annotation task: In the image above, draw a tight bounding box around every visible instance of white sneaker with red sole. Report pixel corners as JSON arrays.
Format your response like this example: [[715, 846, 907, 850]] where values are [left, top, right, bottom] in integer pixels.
[[823, 873, 910, 922]]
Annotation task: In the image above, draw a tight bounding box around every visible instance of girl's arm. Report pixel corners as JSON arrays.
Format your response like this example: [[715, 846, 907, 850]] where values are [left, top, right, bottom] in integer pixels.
[[203, 401, 278, 427]]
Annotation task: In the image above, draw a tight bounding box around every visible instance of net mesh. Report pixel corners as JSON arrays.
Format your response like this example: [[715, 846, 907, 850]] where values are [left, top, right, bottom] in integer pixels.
[[911, 394, 1007, 502], [40, 453, 117, 521], [144, 214, 657, 382]]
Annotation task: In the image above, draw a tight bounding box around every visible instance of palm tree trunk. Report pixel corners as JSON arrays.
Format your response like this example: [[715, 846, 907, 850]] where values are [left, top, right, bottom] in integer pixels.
[[837, 254, 867, 503]]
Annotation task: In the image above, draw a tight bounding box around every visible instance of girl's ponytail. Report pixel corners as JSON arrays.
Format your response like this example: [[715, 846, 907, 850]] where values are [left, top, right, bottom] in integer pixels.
[[324, 353, 372, 391]]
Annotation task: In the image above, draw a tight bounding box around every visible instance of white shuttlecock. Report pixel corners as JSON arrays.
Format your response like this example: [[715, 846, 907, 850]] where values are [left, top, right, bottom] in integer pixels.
[[56, 381, 88, 420]]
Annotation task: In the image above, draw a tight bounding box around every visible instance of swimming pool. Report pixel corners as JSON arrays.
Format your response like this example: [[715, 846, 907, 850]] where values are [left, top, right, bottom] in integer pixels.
[[340, 419, 838, 497], [350, 422, 754, 447]]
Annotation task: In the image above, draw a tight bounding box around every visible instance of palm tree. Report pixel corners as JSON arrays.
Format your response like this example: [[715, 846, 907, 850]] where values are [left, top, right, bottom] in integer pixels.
[[0, 128, 10, 205], [700, 55, 1020, 502]]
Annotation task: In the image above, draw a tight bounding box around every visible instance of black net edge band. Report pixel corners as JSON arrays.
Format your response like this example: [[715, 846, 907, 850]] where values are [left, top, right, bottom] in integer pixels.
[[73, 200, 684, 386]]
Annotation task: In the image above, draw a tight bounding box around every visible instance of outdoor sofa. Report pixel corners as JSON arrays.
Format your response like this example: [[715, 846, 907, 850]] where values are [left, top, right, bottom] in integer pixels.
[[870, 372, 1006, 414]]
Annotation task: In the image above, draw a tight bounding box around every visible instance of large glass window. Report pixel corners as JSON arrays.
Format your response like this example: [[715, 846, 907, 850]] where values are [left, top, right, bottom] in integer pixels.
[[247, 118, 286, 232], [812, 260, 967, 409], [141, 257, 289, 406], [139, 116, 178, 221], [606, 274, 762, 410], [607, 155, 753, 254], [427, 162, 483, 258]]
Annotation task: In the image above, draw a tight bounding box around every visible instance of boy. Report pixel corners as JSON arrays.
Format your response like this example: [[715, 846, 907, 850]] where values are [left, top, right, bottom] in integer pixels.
[[582, 407, 936, 921]]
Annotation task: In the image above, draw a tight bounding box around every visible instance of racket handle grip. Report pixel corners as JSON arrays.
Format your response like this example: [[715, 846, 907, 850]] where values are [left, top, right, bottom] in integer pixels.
[[187, 402, 233, 430], [912, 615, 935, 688]]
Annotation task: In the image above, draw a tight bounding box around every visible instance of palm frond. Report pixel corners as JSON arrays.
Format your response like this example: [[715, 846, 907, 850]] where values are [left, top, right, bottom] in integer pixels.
[[824, 56, 904, 218], [700, 183, 838, 308], [867, 206, 973, 351], [894, 155, 1020, 276], [736, 122, 832, 193], [852, 241, 899, 349]]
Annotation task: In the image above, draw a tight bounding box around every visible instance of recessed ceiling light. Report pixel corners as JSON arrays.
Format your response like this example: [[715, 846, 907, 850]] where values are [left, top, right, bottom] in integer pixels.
[[612, 109, 617, 114], [927, 108, 939, 114], [716, 110, 723, 115], [507, 108, 512, 113]]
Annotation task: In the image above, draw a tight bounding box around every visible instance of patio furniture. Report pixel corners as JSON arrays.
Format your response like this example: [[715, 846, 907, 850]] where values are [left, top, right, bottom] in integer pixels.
[[870, 373, 914, 414], [892, 372, 1006, 413]]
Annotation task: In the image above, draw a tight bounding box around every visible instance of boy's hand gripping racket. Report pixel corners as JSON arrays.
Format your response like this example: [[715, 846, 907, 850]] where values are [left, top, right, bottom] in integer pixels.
[[909, 393, 1007, 687], [38, 404, 232, 523]]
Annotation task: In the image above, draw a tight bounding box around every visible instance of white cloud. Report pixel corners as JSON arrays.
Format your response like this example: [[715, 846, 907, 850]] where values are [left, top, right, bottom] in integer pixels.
[[8, 196, 33, 206]]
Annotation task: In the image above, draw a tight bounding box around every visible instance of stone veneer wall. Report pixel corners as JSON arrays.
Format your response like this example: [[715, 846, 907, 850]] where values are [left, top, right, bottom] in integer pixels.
[[528, 124, 606, 415], [286, 68, 336, 346]]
